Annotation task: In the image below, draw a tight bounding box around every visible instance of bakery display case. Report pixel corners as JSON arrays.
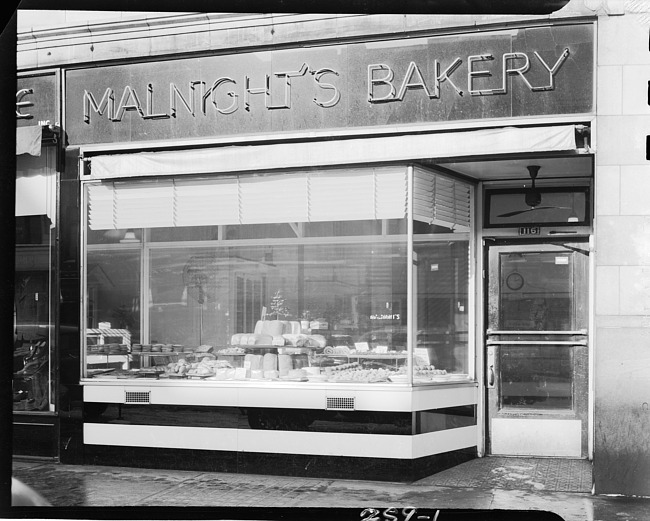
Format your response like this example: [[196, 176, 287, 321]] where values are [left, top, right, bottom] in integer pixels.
[[79, 163, 478, 477]]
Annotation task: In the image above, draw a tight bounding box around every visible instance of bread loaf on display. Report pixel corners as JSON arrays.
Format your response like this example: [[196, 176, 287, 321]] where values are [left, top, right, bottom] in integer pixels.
[[289, 321, 302, 335], [263, 320, 285, 337], [263, 353, 278, 371], [244, 354, 263, 371], [278, 354, 292, 376]]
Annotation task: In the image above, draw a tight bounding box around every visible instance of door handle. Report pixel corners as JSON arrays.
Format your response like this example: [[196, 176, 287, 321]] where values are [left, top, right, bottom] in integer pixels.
[[486, 344, 496, 389]]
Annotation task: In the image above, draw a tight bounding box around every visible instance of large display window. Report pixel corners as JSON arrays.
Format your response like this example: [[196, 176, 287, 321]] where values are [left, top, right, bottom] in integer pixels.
[[82, 165, 473, 386]]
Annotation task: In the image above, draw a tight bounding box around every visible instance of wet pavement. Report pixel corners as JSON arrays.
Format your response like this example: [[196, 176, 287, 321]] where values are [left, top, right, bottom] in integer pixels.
[[11, 457, 650, 520]]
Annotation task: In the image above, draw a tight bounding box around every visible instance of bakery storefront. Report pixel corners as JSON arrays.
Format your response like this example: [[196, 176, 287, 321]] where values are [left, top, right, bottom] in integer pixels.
[[64, 21, 594, 479]]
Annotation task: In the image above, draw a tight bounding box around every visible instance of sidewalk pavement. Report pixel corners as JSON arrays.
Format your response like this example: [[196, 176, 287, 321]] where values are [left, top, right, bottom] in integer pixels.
[[10, 458, 650, 521]]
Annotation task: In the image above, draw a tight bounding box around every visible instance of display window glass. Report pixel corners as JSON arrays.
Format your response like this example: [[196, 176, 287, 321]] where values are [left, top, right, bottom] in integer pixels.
[[82, 165, 473, 385], [413, 241, 470, 382], [14, 147, 57, 412]]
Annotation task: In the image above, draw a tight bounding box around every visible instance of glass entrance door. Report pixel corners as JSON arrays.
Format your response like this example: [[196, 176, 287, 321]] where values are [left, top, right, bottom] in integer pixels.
[[486, 241, 589, 457]]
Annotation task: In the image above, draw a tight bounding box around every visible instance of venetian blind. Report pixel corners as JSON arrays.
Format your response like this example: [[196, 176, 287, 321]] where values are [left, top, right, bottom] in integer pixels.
[[86, 167, 408, 230], [412, 168, 471, 232]]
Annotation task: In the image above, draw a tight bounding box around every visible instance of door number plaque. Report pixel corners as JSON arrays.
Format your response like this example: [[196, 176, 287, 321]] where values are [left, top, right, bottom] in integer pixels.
[[518, 226, 541, 236]]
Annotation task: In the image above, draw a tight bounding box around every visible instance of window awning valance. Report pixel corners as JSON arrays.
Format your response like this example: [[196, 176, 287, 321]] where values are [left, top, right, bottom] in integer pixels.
[[86, 125, 578, 179]]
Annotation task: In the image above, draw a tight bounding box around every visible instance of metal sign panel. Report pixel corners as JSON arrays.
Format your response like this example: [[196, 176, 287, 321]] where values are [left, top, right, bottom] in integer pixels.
[[65, 23, 594, 145], [17, 73, 58, 127]]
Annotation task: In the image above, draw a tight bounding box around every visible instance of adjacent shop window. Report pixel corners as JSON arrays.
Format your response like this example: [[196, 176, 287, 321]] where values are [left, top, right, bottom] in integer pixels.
[[83, 165, 473, 385], [14, 147, 57, 412]]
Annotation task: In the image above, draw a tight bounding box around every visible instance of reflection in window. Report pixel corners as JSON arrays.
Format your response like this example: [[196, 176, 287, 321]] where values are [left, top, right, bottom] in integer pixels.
[[499, 251, 574, 331], [87, 251, 141, 333], [415, 242, 469, 378], [500, 345, 573, 409], [147, 242, 407, 349], [14, 147, 57, 413]]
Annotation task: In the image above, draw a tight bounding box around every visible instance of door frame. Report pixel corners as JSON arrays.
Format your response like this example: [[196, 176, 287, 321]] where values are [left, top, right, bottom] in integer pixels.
[[481, 237, 592, 458]]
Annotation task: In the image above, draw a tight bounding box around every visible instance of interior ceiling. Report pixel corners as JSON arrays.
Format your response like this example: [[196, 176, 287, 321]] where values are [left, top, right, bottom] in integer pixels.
[[425, 155, 593, 182]]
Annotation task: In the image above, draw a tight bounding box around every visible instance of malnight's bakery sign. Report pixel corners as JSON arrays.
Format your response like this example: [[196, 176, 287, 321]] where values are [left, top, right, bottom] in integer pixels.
[[64, 23, 593, 145]]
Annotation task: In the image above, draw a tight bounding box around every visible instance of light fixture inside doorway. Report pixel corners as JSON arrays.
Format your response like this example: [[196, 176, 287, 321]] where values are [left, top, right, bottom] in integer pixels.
[[567, 193, 579, 222], [498, 165, 572, 218]]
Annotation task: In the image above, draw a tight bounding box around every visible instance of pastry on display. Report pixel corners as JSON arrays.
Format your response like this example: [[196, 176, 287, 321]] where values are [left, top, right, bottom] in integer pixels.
[[214, 368, 237, 380], [287, 368, 307, 379], [218, 347, 246, 354], [326, 361, 360, 373], [281, 334, 308, 347], [326, 367, 393, 383], [413, 365, 448, 376]]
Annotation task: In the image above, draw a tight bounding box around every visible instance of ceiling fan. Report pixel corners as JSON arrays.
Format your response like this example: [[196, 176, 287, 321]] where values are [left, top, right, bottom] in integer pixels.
[[498, 165, 572, 218]]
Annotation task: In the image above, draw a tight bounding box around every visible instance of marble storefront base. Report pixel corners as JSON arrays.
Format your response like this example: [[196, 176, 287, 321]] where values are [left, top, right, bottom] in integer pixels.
[[12, 414, 59, 459], [83, 444, 477, 482]]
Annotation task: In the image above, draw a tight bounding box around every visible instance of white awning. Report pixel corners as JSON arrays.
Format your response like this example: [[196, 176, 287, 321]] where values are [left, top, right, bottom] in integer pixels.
[[16, 146, 57, 225], [16, 126, 42, 156], [88, 125, 578, 179]]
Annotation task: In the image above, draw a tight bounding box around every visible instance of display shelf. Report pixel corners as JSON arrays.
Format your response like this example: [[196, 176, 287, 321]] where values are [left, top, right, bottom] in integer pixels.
[[335, 353, 408, 359], [231, 344, 318, 350], [86, 354, 131, 370], [319, 352, 408, 370], [130, 351, 198, 357], [86, 328, 131, 347]]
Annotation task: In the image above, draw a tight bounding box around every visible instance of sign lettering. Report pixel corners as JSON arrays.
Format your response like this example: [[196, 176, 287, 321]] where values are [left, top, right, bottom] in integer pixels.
[[82, 63, 342, 123], [81, 47, 573, 123], [16, 88, 34, 119], [16, 74, 58, 127]]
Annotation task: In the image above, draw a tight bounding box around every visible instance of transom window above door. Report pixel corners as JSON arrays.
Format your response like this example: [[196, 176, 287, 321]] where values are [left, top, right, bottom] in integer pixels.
[[484, 186, 590, 228]]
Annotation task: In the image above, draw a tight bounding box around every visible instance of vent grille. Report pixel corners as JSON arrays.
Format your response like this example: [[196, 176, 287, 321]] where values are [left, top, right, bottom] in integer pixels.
[[124, 390, 151, 404], [326, 396, 355, 410]]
